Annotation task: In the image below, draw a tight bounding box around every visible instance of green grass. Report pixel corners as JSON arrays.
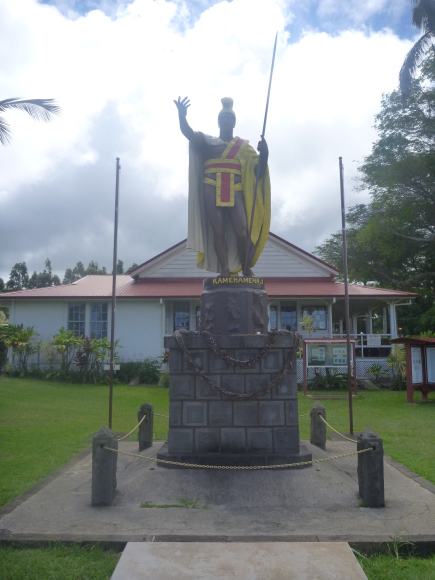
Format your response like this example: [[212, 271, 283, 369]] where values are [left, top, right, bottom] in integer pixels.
[[0, 544, 120, 580], [358, 553, 435, 579], [1, 378, 435, 580], [0, 377, 169, 507], [297, 389, 435, 485]]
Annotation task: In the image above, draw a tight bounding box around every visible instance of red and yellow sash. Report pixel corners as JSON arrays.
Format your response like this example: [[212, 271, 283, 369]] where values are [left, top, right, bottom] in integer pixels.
[[203, 137, 246, 207]]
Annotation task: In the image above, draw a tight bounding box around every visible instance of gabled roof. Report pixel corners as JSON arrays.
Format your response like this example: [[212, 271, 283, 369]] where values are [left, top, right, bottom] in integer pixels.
[[129, 233, 339, 279], [0, 276, 417, 301]]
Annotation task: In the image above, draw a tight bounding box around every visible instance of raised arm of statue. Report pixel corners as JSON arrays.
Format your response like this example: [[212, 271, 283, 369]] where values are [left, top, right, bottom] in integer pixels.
[[173, 96, 203, 149]]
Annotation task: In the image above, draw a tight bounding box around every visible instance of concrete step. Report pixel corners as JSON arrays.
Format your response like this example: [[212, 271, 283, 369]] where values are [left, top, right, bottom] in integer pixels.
[[111, 541, 368, 580]]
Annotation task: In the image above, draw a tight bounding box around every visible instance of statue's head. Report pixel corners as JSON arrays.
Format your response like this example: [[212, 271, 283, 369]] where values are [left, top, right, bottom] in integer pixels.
[[218, 97, 236, 129]]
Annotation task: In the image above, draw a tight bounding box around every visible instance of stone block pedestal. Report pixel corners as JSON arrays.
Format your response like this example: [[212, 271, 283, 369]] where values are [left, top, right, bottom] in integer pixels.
[[158, 332, 311, 468]]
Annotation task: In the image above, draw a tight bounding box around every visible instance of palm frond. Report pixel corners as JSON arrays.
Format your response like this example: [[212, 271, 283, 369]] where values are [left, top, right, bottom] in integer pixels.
[[0, 98, 61, 122], [0, 116, 12, 145], [412, 0, 435, 32], [399, 32, 433, 98]]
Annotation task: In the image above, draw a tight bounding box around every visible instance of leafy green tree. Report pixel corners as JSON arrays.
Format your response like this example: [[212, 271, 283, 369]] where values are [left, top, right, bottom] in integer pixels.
[[316, 51, 435, 293], [0, 278, 4, 292], [84, 261, 107, 276], [28, 259, 61, 289], [6, 262, 29, 291], [116, 260, 124, 275], [399, 1, 435, 98], [125, 263, 138, 274], [0, 98, 60, 145]]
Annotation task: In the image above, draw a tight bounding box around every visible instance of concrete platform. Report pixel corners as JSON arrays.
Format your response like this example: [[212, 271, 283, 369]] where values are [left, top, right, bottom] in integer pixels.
[[111, 542, 368, 579], [1, 439, 435, 547]]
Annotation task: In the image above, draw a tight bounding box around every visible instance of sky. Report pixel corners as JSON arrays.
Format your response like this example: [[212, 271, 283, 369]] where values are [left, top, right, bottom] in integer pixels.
[[0, 0, 418, 282]]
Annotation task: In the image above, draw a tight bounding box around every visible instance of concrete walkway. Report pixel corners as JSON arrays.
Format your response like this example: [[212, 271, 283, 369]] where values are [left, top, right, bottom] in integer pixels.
[[111, 542, 368, 580], [1, 439, 435, 546]]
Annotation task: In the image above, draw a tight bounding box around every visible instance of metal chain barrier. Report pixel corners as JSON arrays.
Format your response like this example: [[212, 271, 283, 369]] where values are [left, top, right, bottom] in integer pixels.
[[117, 414, 147, 441], [318, 414, 357, 444], [173, 330, 303, 400], [102, 445, 373, 470], [199, 329, 290, 367]]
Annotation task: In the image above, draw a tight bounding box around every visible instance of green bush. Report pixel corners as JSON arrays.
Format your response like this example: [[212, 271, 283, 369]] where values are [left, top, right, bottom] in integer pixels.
[[307, 368, 347, 390], [160, 370, 170, 388], [116, 361, 143, 383], [139, 357, 161, 384]]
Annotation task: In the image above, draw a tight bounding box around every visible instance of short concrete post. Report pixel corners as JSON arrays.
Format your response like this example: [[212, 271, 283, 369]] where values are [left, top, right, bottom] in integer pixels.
[[138, 402, 153, 451], [310, 402, 326, 450], [91, 426, 118, 506], [357, 428, 385, 508]]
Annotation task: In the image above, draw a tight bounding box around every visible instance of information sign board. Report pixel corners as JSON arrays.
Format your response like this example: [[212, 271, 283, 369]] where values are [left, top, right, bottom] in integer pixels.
[[411, 347, 423, 384], [426, 347, 435, 384], [367, 334, 381, 347], [307, 342, 352, 368]]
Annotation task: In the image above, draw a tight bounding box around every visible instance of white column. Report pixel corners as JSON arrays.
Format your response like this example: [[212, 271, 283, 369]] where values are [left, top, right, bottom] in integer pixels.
[[352, 315, 357, 336], [367, 309, 373, 334], [339, 319, 344, 336], [382, 307, 387, 334], [389, 303, 397, 339], [328, 303, 333, 337]]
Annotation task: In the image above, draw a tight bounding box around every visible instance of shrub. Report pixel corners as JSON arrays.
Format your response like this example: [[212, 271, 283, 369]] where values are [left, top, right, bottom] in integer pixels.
[[116, 361, 143, 384], [307, 368, 347, 390], [160, 370, 170, 388], [139, 357, 161, 384]]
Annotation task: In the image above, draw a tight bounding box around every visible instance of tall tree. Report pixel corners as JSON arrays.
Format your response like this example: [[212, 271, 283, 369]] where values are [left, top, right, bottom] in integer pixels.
[[125, 263, 138, 274], [116, 260, 124, 275], [316, 51, 435, 294], [399, 0, 435, 98], [0, 98, 61, 145], [28, 259, 61, 289], [0, 278, 4, 293], [6, 262, 29, 291]]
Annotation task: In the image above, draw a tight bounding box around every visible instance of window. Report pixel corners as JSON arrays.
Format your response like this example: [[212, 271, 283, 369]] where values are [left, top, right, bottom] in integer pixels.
[[303, 306, 327, 330], [269, 305, 277, 330], [90, 303, 108, 339], [174, 302, 190, 331], [68, 303, 85, 337], [281, 305, 297, 331]]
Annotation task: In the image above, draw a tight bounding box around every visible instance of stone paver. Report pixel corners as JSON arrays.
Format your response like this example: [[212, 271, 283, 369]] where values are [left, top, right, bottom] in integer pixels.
[[0, 440, 434, 544], [111, 542, 368, 580]]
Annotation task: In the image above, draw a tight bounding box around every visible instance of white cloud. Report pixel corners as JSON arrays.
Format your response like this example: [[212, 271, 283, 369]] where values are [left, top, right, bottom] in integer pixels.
[[0, 0, 412, 280]]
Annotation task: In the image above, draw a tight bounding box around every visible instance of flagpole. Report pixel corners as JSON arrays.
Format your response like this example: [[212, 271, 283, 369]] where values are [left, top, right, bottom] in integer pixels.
[[109, 157, 121, 430], [339, 157, 353, 435]]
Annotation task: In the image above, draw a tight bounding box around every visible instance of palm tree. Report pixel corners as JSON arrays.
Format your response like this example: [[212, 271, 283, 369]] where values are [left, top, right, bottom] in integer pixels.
[[0, 98, 61, 145], [399, 0, 435, 98]]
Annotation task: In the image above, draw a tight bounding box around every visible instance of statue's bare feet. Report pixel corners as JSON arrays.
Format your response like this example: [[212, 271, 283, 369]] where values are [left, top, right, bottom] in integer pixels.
[[243, 267, 255, 277], [220, 269, 231, 277]]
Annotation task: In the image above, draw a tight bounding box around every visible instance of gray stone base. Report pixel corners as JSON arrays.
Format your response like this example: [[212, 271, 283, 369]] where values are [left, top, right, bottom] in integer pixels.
[[157, 442, 312, 469]]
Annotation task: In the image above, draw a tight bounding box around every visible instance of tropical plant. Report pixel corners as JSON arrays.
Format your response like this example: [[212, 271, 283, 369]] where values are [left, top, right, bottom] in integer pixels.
[[51, 327, 82, 371], [300, 314, 315, 336], [399, 0, 435, 98], [0, 324, 39, 371], [139, 357, 161, 384], [0, 98, 61, 145], [387, 344, 407, 382], [419, 330, 435, 338], [367, 362, 388, 384]]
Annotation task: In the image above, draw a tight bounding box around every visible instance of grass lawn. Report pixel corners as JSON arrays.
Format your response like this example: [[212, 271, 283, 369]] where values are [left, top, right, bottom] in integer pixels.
[[0, 377, 434, 580], [0, 377, 169, 507], [0, 544, 120, 580], [297, 389, 435, 485]]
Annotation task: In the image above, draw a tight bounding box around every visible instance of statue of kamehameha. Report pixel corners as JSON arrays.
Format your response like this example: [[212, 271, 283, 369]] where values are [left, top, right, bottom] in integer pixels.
[[174, 96, 271, 277]]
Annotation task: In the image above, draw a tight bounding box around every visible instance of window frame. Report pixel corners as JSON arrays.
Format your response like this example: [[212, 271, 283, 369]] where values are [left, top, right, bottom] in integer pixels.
[[90, 303, 108, 340], [302, 305, 328, 331], [67, 303, 86, 337]]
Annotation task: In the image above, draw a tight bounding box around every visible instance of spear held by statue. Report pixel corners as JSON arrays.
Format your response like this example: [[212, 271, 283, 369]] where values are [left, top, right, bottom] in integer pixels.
[[244, 32, 278, 275]]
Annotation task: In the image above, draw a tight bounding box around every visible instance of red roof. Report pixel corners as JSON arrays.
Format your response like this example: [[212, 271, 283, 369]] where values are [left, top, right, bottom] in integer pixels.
[[0, 276, 416, 300], [391, 337, 435, 345]]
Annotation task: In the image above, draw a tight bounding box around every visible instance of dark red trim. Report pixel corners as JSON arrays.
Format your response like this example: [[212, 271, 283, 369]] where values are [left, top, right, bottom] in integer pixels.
[[226, 138, 244, 159]]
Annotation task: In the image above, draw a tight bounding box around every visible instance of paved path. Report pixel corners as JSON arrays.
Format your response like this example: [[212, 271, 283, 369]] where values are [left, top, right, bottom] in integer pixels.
[[111, 542, 368, 580], [1, 440, 434, 545]]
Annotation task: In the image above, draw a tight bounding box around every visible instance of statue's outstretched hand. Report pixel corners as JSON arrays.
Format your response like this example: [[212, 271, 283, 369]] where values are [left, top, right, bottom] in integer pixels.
[[174, 96, 190, 117]]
